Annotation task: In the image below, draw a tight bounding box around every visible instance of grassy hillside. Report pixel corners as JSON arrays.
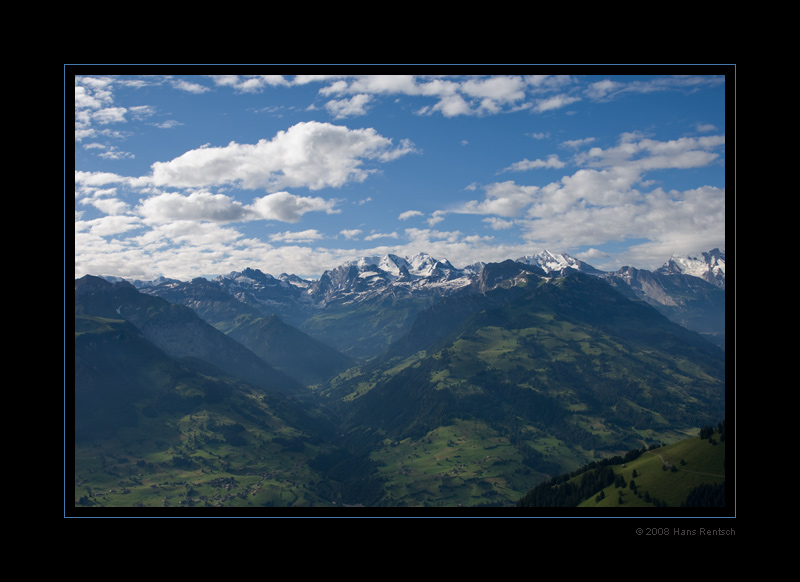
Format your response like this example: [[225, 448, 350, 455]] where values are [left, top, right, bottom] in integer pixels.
[[582, 426, 726, 508], [365, 419, 546, 507], [516, 423, 727, 509], [73, 395, 339, 508], [326, 273, 723, 471], [74, 314, 344, 509]]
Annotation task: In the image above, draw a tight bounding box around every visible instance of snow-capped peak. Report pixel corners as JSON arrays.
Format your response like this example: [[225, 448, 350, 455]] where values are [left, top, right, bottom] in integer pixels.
[[218, 267, 274, 284], [516, 250, 601, 275], [347, 252, 454, 279], [378, 254, 407, 276], [660, 248, 725, 288], [406, 252, 454, 276]]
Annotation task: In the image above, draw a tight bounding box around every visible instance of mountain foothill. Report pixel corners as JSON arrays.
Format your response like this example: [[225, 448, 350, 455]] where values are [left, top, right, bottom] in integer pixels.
[[72, 249, 729, 510]]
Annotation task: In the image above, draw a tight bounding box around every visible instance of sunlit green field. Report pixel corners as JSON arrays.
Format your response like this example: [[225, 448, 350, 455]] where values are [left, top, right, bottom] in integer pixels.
[[74, 407, 334, 508]]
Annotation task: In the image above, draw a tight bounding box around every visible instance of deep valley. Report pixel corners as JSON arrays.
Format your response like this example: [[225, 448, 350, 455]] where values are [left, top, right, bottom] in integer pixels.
[[70, 249, 730, 511]]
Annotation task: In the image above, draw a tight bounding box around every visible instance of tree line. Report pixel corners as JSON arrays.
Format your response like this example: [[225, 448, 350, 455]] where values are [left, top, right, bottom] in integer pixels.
[[516, 446, 647, 507]]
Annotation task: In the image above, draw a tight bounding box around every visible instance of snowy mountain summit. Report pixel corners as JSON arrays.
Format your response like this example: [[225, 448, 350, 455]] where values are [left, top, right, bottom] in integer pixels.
[[515, 248, 725, 288], [658, 248, 725, 288], [130, 247, 727, 356], [516, 250, 604, 276], [309, 252, 473, 307], [350, 252, 459, 280]]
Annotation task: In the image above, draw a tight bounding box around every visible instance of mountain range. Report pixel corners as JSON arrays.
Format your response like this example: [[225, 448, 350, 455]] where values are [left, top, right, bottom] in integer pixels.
[[72, 248, 728, 508], [132, 248, 726, 360]]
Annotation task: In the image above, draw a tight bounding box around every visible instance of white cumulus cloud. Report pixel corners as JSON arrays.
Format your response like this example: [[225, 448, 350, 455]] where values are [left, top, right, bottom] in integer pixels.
[[136, 190, 339, 224], [269, 229, 324, 243], [148, 121, 417, 191], [248, 191, 339, 223], [398, 210, 423, 221]]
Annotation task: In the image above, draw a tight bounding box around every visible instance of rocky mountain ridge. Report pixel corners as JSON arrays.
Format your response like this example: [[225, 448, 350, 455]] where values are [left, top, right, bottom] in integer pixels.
[[74, 275, 305, 396], [132, 249, 725, 309], [130, 249, 726, 354]]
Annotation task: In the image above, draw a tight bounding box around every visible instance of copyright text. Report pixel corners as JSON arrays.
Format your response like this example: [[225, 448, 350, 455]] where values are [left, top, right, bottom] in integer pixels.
[[636, 527, 735, 536]]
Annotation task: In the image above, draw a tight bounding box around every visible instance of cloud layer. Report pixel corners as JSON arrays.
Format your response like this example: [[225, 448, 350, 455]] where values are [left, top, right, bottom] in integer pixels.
[[73, 73, 727, 281]]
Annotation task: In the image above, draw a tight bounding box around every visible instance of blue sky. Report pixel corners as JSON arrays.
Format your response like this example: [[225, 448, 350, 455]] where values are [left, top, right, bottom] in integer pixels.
[[72, 69, 730, 281]]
